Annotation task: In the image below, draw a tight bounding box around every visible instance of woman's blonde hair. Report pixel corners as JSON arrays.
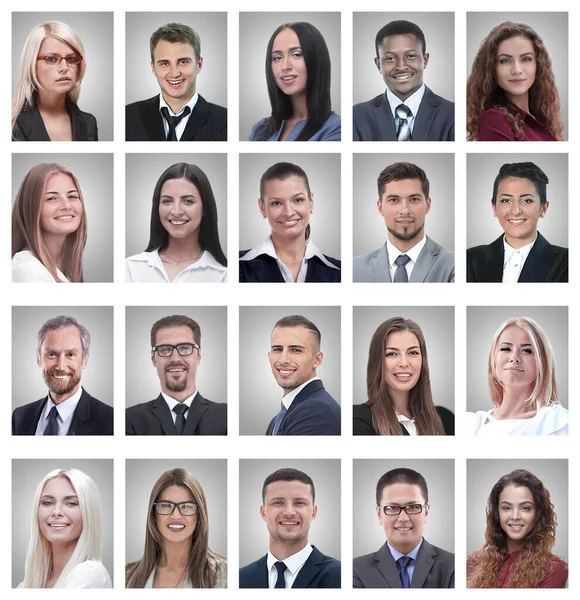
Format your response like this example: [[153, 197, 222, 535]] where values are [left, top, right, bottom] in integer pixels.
[[22, 468, 103, 588], [12, 21, 86, 127], [12, 163, 87, 282]]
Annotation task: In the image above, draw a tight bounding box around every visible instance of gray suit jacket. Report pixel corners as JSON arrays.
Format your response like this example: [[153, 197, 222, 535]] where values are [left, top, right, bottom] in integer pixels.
[[353, 539, 455, 588], [353, 237, 454, 283]]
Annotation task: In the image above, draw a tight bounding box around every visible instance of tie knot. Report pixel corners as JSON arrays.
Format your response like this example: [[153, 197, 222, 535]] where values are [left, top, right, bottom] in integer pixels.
[[395, 254, 411, 267], [274, 561, 287, 575], [48, 406, 59, 418], [173, 403, 188, 416], [161, 105, 191, 124], [395, 104, 412, 119], [397, 555, 414, 570]]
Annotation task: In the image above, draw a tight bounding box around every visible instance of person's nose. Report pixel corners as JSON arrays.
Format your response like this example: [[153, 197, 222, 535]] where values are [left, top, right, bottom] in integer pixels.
[[171, 201, 184, 216], [57, 58, 70, 73], [56, 353, 67, 370], [398, 353, 410, 367], [511, 60, 524, 75]]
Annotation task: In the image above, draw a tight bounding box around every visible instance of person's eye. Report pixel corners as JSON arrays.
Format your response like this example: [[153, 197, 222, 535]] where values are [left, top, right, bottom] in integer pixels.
[[294, 197, 305, 203], [68, 195, 80, 201], [292, 348, 302, 353], [46, 196, 58, 202], [385, 351, 397, 357], [179, 59, 190, 65], [499, 346, 510, 352], [66, 501, 79, 507], [161, 198, 172, 204], [499, 198, 510, 203], [183, 198, 195, 205], [406, 54, 417, 60], [409, 350, 420, 356], [270, 200, 280, 206], [387, 198, 399, 203], [272, 55, 281, 62], [41, 500, 53, 506], [292, 52, 302, 58], [383, 56, 395, 62], [522, 57, 533, 62], [521, 198, 534, 203], [66, 353, 76, 358], [522, 348, 533, 354], [499, 58, 510, 64], [272, 500, 283, 505], [159, 61, 168, 67]]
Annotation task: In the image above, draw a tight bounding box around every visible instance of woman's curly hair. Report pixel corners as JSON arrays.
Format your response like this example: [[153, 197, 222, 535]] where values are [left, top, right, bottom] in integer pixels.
[[466, 22, 563, 141], [467, 469, 567, 588]]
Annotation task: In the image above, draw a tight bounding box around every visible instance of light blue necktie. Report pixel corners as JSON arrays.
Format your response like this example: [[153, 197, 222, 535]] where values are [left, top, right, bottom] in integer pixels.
[[397, 555, 414, 588], [271, 403, 287, 435]]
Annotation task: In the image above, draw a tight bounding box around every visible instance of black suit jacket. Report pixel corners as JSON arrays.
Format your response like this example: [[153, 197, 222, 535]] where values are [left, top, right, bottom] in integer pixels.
[[12, 389, 113, 435], [353, 403, 454, 435], [125, 94, 227, 141], [239, 252, 341, 282], [239, 546, 341, 588], [353, 86, 454, 141], [125, 393, 227, 435], [467, 232, 568, 283], [12, 96, 98, 141]]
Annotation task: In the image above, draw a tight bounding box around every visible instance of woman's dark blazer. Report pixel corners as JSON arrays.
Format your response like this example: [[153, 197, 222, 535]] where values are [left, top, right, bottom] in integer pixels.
[[467, 232, 568, 283], [12, 95, 98, 141], [239, 251, 341, 282], [353, 402, 455, 435]]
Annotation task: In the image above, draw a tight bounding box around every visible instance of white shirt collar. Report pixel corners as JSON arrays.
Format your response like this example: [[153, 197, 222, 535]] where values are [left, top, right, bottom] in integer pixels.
[[267, 544, 313, 575], [158, 92, 199, 117], [386, 236, 427, 269], [386, 84, 426, 119], [161, 390, 198, 412], [281, 377, 320, 410], [397, 413, 417, 436], [128, 249, 226, 271], [45, 385, 83, 423], [502, 235, 536, 265]]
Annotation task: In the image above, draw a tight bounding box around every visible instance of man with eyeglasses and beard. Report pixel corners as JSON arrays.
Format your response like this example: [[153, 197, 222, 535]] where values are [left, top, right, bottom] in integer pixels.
[[12, 315, 113, 435], [125, 314, 227, 435]]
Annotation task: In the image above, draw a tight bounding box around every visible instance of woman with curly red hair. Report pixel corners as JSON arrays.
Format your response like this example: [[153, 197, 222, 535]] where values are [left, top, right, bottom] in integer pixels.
[[466, 22, 563, 141], [467, 469, 567, 588]]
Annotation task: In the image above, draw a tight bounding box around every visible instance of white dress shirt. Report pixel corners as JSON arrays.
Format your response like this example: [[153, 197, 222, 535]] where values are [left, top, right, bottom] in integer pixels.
[[12, 250, 68, 282], [159, 93, 199, 141], [267, 544, 313, 588], [161, 390, 198, 425], [125, 250, 227, 283], [387, 236, 427, 281], [502, 236, 536, 282], [35, 386, 84, 435], [468, 404, 569, 436], [386, 84, 426, 134], [397, 414, 417, 436], [281, 377, 320, 410]]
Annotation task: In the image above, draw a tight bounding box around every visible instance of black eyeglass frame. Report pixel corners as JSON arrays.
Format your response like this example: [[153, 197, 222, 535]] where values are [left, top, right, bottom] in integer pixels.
[[377, 502, 428, 516], [151, 342, 200, 356], [153, 500, 198, 516]]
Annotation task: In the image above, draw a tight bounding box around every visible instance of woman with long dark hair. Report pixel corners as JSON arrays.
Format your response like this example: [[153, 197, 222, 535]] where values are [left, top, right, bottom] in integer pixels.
[[353, 317, 453, 435], [125, 163, 227, 282], [249, 22, 340, 141], [466, 22, 563, 141]]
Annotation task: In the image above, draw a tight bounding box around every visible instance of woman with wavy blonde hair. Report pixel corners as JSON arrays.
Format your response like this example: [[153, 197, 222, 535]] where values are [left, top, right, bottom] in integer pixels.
[[467, 469, 567, 588], [19, 468, 111, 588], [12, 20, 98, 141], [466, 22, 563, 141], [126, 468, 226, 588], [12, 163, 87, 282]]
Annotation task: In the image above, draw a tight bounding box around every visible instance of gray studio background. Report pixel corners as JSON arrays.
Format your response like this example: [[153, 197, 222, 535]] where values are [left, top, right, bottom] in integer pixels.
[[466, 12, 568, 139], [353, 153, 454, 256], [12, 153, 114, 282], [467, 154, 568, 248], [125, 306, 227, 408], [125, 459, 227, 563], [353, 459, 454, 557], [239, 459, 341, 566], [239, 306, 341, 435], [125, 12, 227, 107], [239, 153, 340, 258], [466, 459, 568, 558], [12, 458, 114, 587], [125, 153, 227, 258], [12, 13, 114, 141], [12, 306, 114, 411], [466, 306, 568, 412], [353, 306, 454, 414], [239, 12, 341, 140], [353, 12, 455, 105]]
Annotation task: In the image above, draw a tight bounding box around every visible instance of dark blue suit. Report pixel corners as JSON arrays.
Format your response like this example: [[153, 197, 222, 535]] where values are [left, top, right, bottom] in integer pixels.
[[353, 86, 454, 141], [12, 389, 113, 435], [239, 252, 341, 283], [239, 546, 341, 588], [266, 380, 341, 435]]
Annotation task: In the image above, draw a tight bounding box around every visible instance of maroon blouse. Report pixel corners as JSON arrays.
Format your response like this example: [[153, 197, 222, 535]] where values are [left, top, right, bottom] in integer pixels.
[[477, 105, 556, 141]]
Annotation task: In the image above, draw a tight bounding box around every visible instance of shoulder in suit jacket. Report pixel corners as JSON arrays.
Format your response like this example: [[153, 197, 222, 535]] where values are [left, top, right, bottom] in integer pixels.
[[12, 95, 98, 141], [353, 403, 454, 435], [265, 379, 341, 435], [353, 539, 454, 588], [12, 389, 113, 435], [353, 237, 454, 283], [239, 545, 341, 588], [353, 87, 454, 141], [239, 251, 341, 283], [125, 94, 227, 141], [467, 232, 568, 283], [125, 393, 227, 435]]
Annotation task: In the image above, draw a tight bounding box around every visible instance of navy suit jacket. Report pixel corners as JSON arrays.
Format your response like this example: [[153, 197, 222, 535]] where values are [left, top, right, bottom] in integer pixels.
[[239, 252, 341, 283], [353, 86, 454, 141], [125, 94, 227, 141], [467, 232, 568, 283], [266, 380, 341, 435], [125, 393, 227, 435], [239, 546, 341, 588], [12, 389, 113, 435]]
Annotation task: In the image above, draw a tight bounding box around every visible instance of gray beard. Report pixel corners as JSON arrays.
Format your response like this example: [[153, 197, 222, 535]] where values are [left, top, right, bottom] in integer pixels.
[[44, 371, 81, 396]]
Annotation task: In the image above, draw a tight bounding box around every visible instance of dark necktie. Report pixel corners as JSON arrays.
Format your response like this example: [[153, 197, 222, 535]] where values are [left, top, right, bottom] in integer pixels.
[[395, 104, 412, 141], [173, 403, 187, 435], [397, 555, 414, 588], [161, 105, 191, 141], [270, 403, 287, 436], [274, 561, 287, 588], [43, 406, 60, 436], [394, 254, 411, 282]]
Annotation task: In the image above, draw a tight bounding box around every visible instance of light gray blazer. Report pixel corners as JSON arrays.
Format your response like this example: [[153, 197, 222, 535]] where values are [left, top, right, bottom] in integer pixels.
[[353, 237, 454, 283]]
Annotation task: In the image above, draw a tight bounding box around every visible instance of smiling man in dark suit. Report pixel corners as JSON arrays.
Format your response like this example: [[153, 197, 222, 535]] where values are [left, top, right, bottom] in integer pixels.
[[126, 23, 227, 141], [353, 20, 454, 141], [354, 468, 454, 588], [125, 315, 227, 435], [12, 316, 113, 436], [240, 468, 341, 588]]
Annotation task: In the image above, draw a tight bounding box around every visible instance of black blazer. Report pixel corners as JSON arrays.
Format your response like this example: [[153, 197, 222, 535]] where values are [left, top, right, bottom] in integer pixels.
[[239, 546, 341, 588], [353, 403, 454, 435], [12, 389, 113, 435], [125, 94, 227, 141], [12, 96, 98, 141], [125, 393, 227, 435], [467, 232, 568, 283], [239, 251, 341, 282]]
